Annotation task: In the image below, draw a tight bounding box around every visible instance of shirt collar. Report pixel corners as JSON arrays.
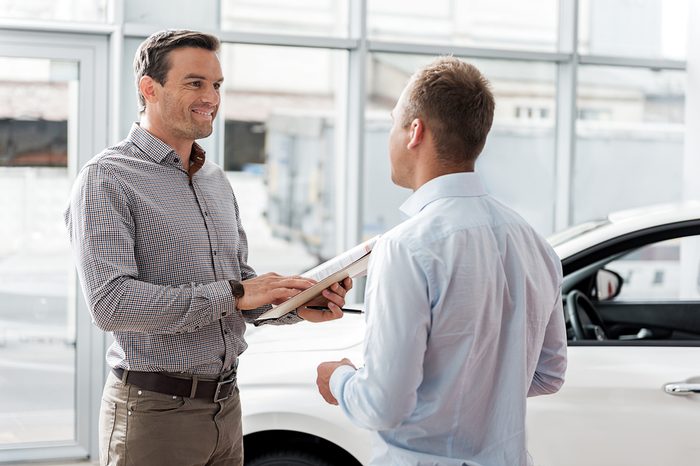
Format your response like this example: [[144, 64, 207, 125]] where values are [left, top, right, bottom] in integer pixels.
[[399, 172, 487, 217], [126, 123, 206, 173]]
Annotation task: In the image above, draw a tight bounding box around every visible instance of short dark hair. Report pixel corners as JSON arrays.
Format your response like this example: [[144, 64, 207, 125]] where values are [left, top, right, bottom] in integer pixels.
[[133, 29, 220, 112], [402, 56, 495, 164]]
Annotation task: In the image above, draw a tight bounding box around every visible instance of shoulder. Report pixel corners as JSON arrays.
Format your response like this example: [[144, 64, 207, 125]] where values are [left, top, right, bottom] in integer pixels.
[[80, 141, 135, 174], [74, 141, 140, 195], [484, 197, 562, 278]]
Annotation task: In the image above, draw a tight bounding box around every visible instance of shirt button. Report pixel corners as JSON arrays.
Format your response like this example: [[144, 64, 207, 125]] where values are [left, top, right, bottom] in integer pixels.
[[173, 157, 180, 163], [224, 329, 230, 335], [204, 211, 209, 216], [213, 250, 217, 255]]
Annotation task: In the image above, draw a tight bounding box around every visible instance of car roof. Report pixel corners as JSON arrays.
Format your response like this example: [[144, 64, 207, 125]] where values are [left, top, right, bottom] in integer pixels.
[[551, 201, 700, 260]]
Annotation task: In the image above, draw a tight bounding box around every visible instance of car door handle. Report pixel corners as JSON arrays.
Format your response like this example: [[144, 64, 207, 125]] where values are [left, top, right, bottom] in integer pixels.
[[664, 382, 700, 396]]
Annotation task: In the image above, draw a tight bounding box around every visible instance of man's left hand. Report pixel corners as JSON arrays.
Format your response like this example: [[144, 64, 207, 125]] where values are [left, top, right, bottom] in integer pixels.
[[317, 358, 356, 405], [296, 277, 353, 323]]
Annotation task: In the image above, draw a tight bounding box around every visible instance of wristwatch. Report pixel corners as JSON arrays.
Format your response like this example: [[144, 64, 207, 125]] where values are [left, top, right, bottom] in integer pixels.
[[228, 280, 245, 302]]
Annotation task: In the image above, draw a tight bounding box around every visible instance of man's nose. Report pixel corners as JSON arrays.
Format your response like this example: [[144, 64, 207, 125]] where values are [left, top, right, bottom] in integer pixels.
[[202, 83, 220, 105]]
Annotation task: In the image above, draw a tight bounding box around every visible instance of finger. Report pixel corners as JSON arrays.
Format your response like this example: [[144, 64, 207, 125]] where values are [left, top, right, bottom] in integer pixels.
[[296, 307, 324, 322], [278, 278, 316, 289], [325, 300, 344, 320], [320, 387, 338, 405], [342, 277, 353, 291], [330, 282, 347, 298], [284, 274, 317, 284], [315, 374, 337, 404], [340, 358, 355, 368], [271, 288, 306, 301], [322, 289, 345, 308]]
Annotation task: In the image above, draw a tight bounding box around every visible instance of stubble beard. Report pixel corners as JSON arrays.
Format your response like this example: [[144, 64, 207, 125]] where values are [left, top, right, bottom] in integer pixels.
[[163, 98, 215, 141]]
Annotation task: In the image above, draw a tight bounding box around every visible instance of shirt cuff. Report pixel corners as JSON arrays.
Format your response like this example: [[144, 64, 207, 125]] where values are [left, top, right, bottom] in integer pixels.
[[329, 364, 356, 401], [209, 280, 236, 321]]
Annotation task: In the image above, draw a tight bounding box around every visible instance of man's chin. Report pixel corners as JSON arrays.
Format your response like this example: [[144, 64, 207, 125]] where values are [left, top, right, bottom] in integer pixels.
[[194, 125, 214, 140]]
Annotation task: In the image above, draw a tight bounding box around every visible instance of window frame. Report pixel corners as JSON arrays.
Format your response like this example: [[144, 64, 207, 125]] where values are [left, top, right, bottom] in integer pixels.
[[0, 29, 109, 463]]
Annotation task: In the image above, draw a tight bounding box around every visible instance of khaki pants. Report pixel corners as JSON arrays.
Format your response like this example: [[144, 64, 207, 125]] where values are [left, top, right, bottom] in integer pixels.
[[99, 371, 243, 466]]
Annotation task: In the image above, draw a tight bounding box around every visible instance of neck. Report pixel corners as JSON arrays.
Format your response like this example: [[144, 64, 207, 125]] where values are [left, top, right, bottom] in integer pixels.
[[411, 153, 474, 191], [140, 113, 192, 168]]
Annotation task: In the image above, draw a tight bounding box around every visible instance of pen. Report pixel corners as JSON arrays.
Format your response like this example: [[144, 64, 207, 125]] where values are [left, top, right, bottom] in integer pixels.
[[305, 305, 363, 314]]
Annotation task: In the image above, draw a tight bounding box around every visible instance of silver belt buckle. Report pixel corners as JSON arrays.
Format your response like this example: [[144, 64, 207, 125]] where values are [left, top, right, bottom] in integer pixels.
[[213, 376, 236, 402]]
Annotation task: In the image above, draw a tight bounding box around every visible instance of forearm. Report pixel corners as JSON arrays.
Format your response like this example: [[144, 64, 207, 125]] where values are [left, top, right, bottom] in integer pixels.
[[85, 274, 234, 334], [244, 305, 302, 325], [330, 363, 419, 431]]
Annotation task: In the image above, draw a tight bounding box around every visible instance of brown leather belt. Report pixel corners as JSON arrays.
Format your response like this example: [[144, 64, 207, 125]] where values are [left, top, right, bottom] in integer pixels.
[[112, 366, 237, 403]]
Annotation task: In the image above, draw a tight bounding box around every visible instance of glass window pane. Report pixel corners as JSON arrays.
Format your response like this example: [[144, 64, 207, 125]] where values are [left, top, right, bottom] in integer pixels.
[[364, 54, 557, 236], [221, 0, 349, 38], [578, 0, 689, 60], [573, 66, 685, 224], [368, 0, 558, 52], [0, 57, 77, 445], [0, 58, 76, 167], [605, 236, 700, 302], [0, 0, 107, 23], [221, 44, 345, 272]]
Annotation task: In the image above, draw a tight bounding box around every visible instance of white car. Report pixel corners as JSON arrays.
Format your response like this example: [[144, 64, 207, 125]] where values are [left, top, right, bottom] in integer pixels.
[[239, 202, 700, 466]]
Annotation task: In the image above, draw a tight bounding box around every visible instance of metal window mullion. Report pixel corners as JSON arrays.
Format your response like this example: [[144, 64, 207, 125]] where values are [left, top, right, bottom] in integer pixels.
[[579, 54, 686, 70], [367, 39, 569, 63], [78, 36, 110, 463], [109, 0, 125, 145], [0, 18, 117, 35], [122, 22, 359, 49], [0, 31, 109, 464], [335, 0, 366, 303], [684, 1, 700, 202], [554, 0, 578, 231]]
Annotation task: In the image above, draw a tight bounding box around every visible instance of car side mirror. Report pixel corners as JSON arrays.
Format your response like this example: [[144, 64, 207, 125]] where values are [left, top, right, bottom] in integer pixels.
[[593, 269, 623, 301]]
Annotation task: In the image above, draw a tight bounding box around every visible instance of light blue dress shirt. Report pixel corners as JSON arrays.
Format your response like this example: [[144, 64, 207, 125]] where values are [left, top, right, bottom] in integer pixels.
[[330, 172, 567, 466]]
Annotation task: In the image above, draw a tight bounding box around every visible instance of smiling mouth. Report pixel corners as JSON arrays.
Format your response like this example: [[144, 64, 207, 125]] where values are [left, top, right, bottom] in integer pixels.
[[192, 109, 214, 118]]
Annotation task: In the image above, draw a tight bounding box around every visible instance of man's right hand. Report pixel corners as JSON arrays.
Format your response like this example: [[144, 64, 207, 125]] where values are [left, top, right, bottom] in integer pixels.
[[237, 273, 316, 310]]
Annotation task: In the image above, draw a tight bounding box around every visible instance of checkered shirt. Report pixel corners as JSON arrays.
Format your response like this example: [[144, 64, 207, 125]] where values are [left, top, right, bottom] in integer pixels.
[[65, 123, 299, 375]]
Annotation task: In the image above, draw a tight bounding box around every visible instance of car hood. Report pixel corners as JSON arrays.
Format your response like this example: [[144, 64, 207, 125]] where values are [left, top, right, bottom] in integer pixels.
[[238, 314, 366, 387], [242, 313, 365, 354]]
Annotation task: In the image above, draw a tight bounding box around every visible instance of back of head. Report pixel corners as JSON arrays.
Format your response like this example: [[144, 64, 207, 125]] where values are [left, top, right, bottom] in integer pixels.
[[403, 56, 495, 166], [133, 29, 220, 113]]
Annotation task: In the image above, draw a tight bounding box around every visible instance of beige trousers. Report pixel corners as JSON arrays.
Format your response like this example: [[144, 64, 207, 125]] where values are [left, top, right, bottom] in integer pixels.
[[99, 371, 243, 466]]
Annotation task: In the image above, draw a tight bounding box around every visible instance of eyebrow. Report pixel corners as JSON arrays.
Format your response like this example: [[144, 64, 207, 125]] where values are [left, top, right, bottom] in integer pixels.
[[183, 74, 224, 83]]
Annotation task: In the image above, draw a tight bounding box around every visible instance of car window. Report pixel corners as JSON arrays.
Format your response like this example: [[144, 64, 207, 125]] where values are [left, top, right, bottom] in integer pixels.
[[605, 235, 700, 302]]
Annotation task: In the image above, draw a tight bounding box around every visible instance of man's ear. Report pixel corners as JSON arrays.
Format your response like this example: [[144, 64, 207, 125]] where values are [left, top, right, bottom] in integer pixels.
[[407, 118, 424, 150], [139, 76, 158, 106]]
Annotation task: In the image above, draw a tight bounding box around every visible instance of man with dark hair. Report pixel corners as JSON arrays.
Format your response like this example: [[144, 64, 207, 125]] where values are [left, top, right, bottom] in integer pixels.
[[65, 29, 349, 466], [316, 56, 567, 465]]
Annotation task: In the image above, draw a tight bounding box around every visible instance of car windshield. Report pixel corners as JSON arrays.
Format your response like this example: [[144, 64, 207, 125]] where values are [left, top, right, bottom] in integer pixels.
[[547, 218, 611, 247]]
